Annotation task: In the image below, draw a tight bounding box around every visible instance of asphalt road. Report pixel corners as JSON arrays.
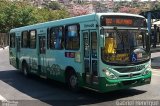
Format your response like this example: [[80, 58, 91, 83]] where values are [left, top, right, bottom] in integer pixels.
[[0, 49, 160, 106]]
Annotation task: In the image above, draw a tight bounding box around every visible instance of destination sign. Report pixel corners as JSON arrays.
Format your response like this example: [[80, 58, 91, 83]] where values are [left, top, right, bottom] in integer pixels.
[[101, 16, 147, 27], [105, 18, 133, 26]]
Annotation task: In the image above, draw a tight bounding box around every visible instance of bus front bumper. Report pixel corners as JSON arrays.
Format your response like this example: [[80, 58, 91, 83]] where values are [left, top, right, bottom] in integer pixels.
[[99, 72, 151, 93]]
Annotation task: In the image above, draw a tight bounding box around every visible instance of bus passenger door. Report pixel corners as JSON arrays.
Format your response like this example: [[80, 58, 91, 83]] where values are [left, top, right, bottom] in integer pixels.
[[38, 36, 47, 78], [83, 30, 98, 87], [16, 35, 20, 69]]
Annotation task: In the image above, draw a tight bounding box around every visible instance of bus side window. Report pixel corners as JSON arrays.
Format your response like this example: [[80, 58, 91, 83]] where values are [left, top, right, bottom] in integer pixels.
[[29, 30, 36, 49], [40, 37, 46, 54], [83, 32, 89, 58], [50, 26, 64, 49], [10, 33, 16, 48], [47, 28, 50, 49], [21, 31, 29, 48], [50, 28, 55, 49], [91, 32, 97, 58], [65, 24, 80, 50]]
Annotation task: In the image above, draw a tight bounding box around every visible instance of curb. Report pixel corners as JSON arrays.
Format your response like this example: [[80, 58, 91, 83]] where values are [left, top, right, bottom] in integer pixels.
[[151, 66, 160, 69], [151, 49, 160, 53]]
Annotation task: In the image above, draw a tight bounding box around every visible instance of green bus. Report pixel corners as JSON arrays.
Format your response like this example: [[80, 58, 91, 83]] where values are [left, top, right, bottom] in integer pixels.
[[9, 13, 151, 92]]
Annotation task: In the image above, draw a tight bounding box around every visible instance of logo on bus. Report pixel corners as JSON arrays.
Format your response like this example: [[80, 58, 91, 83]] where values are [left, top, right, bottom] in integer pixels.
[[136, 65, 145, 71], [84, 24, 94, 28], [129, 73, 133, 78]]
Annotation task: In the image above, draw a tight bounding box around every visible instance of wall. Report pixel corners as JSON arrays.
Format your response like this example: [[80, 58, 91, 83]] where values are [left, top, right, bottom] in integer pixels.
[[0, 33, 8, 48]]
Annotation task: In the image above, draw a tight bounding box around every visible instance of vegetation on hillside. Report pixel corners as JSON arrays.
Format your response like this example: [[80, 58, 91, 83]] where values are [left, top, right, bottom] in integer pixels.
[[0, 0, 160, 33], [0, 0, 69, 32]]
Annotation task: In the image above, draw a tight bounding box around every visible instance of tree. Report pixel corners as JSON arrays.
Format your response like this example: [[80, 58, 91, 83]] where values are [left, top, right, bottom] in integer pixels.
[[69, 4, 91, 16], [46, 1, 62, 10], [33, 8, 69, 23], [0, 1, 36, 32], [150, 2, 160, 11], [0, 0, 70, 33]]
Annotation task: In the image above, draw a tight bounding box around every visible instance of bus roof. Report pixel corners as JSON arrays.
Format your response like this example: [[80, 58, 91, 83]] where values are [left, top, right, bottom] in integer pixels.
[[10, 13, 145, 33]]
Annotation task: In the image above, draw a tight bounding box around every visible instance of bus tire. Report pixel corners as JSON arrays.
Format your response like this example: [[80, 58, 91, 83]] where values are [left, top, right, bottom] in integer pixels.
[[22, 62, 29, 77], [67, 72, 79, 92]]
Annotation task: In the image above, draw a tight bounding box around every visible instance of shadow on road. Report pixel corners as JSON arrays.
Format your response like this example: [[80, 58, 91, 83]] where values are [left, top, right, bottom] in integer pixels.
[[0, 70, 147, 106]]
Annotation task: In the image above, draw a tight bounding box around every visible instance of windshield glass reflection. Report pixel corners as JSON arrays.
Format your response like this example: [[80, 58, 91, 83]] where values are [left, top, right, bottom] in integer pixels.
[[101, 29, 150, 65]]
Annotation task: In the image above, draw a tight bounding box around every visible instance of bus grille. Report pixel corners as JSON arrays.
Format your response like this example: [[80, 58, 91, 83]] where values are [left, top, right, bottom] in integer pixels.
[[122, 79, 139, 85], [114, 65, 145, 73], [119, 73, 141, 78]]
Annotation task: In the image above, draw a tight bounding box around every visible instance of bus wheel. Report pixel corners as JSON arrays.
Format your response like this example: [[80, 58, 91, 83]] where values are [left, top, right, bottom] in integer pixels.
[[67, 72, 79, 92], [22, 63, 29, 77]]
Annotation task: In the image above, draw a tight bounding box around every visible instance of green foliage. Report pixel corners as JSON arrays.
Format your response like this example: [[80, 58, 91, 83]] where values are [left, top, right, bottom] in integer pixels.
[[0, 1, 35, 32], [46, 1, 62, 10], [0, 0, 69, 33], [33, 8, 69, 23], [151, 2, 160, 11]]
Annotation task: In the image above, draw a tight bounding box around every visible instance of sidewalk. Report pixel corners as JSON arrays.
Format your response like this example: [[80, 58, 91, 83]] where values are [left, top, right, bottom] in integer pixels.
[[151, 56, 160, 69], [151, 45, 160, 69], [151, 45, 160, 53], [0, 46, 9, 51]]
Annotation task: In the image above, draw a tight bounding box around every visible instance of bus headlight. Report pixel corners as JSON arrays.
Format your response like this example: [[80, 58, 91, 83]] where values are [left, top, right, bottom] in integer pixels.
[[143, 64, 151, 75], [103, 69, 117, 79], [142, 70, 150, 75], [146, 64, 151, 70]]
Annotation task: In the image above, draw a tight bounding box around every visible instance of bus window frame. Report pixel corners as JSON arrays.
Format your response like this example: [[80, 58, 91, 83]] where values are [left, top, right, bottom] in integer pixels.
[[29, 29, 37, 49], [65, 24, 80, 50], [21, 30, 29, 48], [49, 26, 64, 50], [47, 28, 50, 49], [9, 33, 16, 48]]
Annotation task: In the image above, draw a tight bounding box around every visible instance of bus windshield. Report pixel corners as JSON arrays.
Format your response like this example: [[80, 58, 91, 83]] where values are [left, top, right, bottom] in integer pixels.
[[101, 29, 150, 65]]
